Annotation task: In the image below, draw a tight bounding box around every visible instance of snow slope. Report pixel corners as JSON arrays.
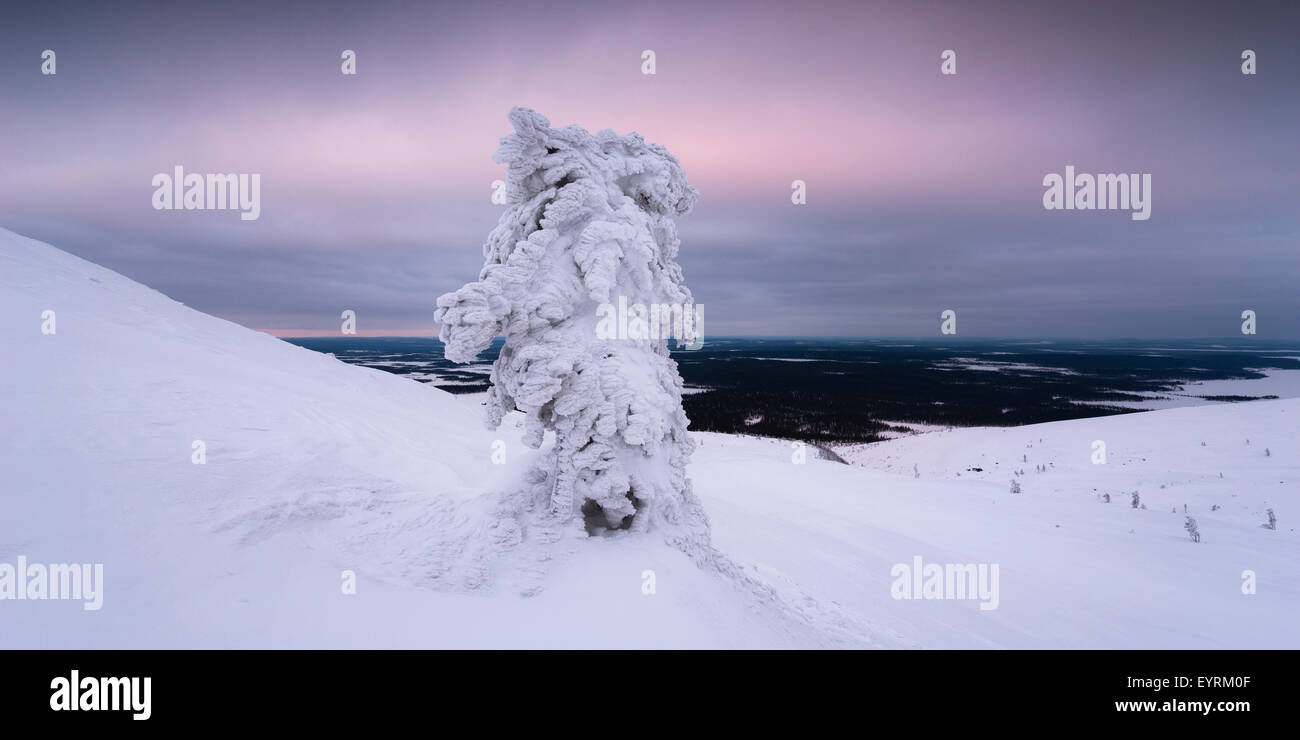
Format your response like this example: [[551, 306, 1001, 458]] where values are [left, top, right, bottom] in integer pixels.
[[2, 227, 1296, 648]]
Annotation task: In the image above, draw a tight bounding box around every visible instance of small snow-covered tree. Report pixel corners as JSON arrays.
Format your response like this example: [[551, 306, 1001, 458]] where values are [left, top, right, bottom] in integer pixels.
[[1185, 516, 1200, 542], [437, 108, 705, 543], [1131, 491, 1140, 509]]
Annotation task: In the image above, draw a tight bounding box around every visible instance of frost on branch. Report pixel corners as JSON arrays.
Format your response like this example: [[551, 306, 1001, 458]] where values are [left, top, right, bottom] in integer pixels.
[[436, 107, 706, 544]]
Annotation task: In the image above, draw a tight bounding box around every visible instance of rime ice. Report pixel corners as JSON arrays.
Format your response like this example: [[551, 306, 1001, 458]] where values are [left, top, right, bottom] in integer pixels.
[[436, 108, 707, 543]]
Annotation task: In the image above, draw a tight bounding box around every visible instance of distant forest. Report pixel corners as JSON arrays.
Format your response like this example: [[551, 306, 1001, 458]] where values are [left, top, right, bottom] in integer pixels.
[[288, 337, 1300, 446], [673, 342, 1299, 444]]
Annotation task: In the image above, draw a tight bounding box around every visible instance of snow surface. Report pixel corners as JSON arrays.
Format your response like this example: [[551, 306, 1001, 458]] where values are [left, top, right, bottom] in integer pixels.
[[1, 227, 1296, 648]]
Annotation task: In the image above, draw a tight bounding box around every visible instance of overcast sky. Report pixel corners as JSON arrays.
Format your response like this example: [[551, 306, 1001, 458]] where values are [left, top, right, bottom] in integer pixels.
[[2, 0, 1297, 338]]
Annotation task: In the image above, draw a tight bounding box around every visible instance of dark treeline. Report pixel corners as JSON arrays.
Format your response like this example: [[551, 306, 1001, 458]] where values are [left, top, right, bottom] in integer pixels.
[[672, 340, 1298, 443], [286, 337, 1300, 446]]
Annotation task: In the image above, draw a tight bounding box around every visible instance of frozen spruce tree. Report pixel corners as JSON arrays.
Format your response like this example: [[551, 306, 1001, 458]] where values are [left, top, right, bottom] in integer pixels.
[[1184, 516, 1201, 543], [1263, 508, 1277, 530], [436, 108, 707, 545]]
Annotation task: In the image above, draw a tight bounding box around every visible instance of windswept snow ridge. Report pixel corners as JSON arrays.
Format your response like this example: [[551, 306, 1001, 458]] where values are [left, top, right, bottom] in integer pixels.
[[0, 228, 878, 647]]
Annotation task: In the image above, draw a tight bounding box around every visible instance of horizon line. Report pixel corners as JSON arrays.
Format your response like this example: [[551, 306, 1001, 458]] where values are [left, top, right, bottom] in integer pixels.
[[260, 330, 1300, 343]]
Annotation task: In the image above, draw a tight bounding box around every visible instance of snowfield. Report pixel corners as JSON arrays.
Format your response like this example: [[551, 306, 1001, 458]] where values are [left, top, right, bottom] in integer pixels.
[[1, 227, 1295, 648]]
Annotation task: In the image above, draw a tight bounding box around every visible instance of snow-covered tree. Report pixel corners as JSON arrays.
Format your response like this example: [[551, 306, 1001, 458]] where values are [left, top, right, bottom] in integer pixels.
[[436, 108, 706, 543], [1185, 516, 1200, 543], [1131, 491, 1140, 509]]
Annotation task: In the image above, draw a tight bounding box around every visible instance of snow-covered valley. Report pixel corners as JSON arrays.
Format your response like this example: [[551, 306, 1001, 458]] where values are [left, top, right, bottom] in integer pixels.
[[2, 228, 1296, 649]]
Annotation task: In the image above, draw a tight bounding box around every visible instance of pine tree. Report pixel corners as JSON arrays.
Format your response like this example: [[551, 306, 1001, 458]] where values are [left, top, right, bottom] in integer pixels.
[[1185, 516, 1200, 543], [437, 108, 705, 543]]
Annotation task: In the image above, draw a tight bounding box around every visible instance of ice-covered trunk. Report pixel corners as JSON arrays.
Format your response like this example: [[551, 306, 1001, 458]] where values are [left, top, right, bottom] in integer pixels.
[[436, 108, 707, 542]]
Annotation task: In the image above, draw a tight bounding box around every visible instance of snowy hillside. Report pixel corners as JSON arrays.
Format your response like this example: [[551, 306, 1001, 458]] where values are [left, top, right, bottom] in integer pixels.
[[2, 227, 1296, 648]]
